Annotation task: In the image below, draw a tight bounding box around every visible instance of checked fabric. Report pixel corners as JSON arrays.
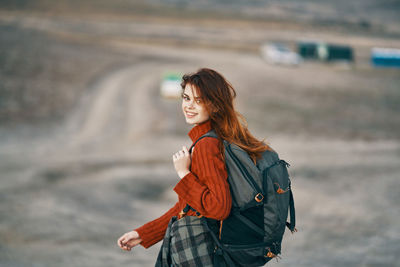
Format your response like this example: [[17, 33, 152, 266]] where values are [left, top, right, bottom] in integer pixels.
[[155, 215, 215, 267]]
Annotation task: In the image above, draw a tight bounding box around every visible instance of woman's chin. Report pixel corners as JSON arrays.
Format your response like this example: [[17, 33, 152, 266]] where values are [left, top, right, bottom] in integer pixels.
[[185, 115, 200, 123], [184, 118, 195, 125]]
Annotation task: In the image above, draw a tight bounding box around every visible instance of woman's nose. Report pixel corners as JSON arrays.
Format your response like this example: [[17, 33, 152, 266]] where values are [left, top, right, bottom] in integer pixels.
[[187, 100, 195, 108]]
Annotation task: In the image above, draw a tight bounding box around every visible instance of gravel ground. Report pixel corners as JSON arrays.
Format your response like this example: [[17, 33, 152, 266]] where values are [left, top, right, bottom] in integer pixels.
[[1, 11, 400, 267]]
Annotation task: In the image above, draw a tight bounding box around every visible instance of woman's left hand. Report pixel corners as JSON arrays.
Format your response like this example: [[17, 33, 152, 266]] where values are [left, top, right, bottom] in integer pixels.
[[173, 146, 191, 179], [117, 230, 142, 251]]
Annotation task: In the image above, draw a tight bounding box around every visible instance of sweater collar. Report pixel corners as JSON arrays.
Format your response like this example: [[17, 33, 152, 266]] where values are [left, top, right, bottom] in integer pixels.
[[188, 120, 213, 142]]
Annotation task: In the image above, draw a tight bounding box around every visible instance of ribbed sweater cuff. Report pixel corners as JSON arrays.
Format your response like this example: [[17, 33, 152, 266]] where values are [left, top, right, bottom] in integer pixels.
[[134, 224, 164, 249]]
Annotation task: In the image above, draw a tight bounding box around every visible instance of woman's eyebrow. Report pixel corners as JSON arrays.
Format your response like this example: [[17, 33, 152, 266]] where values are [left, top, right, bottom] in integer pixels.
[[182, 93, 201, 100]]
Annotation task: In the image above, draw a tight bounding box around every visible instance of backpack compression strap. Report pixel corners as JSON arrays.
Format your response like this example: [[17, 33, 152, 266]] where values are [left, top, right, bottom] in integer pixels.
[[286, 187, 297, 233]]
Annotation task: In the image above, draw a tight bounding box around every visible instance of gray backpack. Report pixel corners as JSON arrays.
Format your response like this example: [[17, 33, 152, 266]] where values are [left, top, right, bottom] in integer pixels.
[[186, 130, 296, 267]]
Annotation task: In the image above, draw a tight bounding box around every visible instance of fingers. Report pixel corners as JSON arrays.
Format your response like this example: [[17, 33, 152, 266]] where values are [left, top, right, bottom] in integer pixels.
[[172, 146, 191, 178], [123, 243, 132, 251], [177, 148, 185, 157], [182, 146, 189, 155], [118, 234, 133, 251], [119, 242, 132, 251], [118, 236, 125, 248], [173, 146, 190, 161], [118, 231, 143, 252]]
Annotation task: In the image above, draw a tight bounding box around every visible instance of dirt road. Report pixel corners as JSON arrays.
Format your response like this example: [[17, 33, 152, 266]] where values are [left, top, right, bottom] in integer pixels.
[[1, 14, 400, 267]]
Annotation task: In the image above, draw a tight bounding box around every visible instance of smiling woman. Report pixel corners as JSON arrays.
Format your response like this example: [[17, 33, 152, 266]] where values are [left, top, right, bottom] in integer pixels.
[[117, 68, 271, 266], [181, 84, 210, 125]]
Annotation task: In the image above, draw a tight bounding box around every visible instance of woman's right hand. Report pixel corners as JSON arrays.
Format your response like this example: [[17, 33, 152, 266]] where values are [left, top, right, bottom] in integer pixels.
[[117, 230, 142, 251]]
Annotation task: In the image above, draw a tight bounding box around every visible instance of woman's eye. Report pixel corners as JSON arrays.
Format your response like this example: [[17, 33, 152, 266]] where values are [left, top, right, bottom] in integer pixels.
[[196, 99, 201, 104]]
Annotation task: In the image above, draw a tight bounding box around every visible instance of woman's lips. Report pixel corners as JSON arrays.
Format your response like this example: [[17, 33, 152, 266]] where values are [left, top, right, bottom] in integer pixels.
[[185, 111, 197, 118]]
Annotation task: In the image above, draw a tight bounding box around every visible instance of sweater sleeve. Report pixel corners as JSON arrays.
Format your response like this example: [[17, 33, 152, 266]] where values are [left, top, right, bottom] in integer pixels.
[[134, 201, 180, 248], [173, 137, 232, 220]]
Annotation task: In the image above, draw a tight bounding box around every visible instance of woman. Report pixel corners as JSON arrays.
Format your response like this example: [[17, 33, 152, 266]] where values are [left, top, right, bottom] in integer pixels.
[[117, 68, 270, 266]]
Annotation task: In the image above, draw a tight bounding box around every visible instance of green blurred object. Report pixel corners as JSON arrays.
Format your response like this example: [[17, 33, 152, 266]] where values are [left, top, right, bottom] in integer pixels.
[[160, 71, 183, 99], [162, 72, 182, 81]]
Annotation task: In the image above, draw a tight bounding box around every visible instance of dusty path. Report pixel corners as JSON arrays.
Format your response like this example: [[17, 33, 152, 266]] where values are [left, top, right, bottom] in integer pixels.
[[65, 62, 162, 148], [1, 40, 400, 266]]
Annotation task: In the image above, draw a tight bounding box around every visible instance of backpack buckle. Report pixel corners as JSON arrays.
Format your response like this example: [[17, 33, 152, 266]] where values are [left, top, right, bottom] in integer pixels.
[[255, 193, 264, 202], [178, 210, 187, 219], [264, 248, 281, 262]]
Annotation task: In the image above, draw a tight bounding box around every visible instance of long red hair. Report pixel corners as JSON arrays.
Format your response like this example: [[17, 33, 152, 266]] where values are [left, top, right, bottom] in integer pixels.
[[181, 68, 272, 164]]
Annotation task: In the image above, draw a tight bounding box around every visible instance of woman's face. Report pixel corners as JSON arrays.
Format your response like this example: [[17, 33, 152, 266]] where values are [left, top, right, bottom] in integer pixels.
[[181, 83, 210, 126]]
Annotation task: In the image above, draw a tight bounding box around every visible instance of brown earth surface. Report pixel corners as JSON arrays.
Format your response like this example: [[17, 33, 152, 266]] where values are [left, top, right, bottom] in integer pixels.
[[1, 9, 400, 267]]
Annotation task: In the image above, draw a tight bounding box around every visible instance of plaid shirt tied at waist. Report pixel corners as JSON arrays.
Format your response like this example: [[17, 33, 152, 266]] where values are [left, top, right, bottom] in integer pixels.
[[155, 215, 216, 267]]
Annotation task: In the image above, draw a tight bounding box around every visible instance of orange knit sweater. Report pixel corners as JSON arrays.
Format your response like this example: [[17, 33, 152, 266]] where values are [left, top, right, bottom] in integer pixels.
[[135, 120, 232, 248]]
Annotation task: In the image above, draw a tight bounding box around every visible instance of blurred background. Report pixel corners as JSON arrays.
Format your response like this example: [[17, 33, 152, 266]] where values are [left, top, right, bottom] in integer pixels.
[[1, 1, 400, 266]]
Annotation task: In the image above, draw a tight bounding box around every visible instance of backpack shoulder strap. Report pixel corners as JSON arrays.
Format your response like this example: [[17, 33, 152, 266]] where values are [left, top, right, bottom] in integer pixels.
[[189, 130, 219, 153], [181, 130, 220, 217]]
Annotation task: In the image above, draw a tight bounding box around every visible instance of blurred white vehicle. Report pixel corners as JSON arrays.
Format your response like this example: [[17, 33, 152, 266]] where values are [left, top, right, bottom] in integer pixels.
[[261, 43, 301, 66], [160, 72, 182, 99]]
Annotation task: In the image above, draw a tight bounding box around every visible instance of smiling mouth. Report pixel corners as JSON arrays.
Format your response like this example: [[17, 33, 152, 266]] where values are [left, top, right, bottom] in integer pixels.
[[185, 111, 197, 117]]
